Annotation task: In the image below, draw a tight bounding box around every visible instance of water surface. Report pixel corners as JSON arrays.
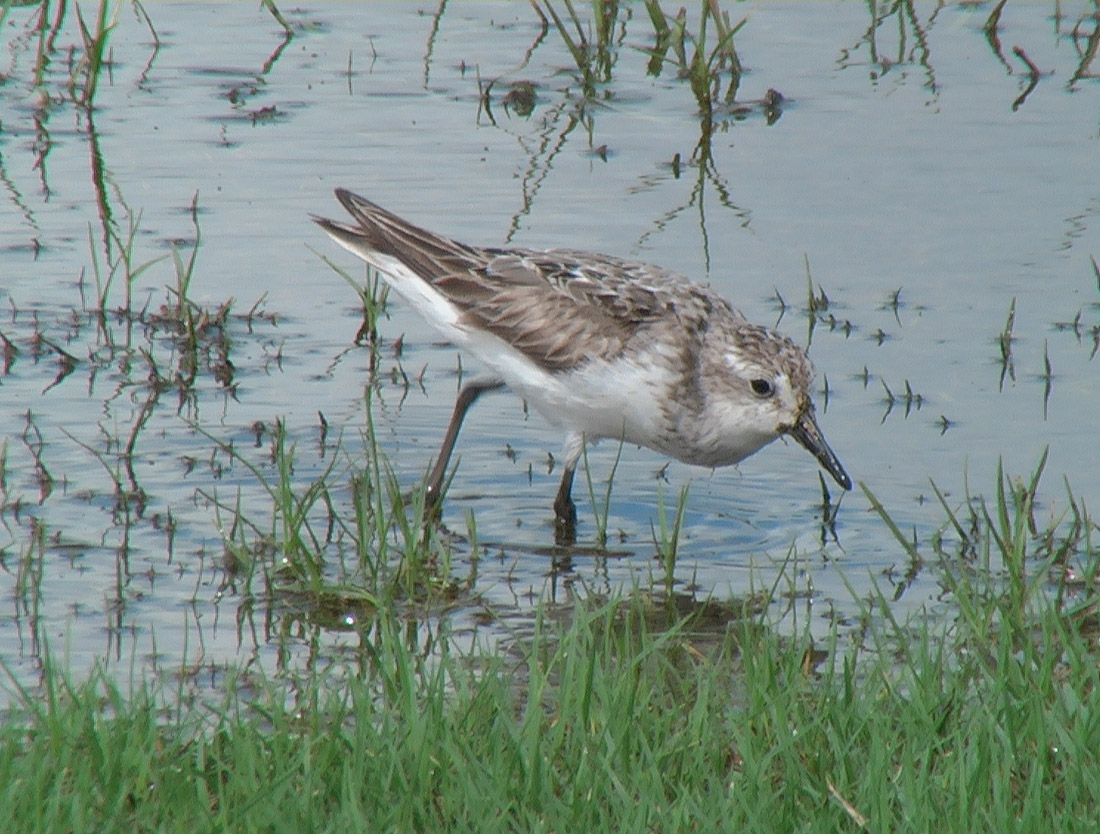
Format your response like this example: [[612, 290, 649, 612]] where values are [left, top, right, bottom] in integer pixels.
[[1, 1, 1098, 699]]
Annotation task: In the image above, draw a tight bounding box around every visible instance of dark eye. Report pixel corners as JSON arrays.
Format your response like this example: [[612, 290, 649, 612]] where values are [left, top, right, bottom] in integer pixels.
[[750, 378, 774, 398]]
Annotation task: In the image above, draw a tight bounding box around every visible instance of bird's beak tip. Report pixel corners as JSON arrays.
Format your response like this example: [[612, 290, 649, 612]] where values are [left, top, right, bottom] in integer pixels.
[[789, 408, 851, 492]]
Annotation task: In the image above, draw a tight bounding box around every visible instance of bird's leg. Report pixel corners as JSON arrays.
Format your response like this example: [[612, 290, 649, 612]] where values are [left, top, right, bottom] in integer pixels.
[[553, 464, 577, 546], [424, 378, 504, 516]]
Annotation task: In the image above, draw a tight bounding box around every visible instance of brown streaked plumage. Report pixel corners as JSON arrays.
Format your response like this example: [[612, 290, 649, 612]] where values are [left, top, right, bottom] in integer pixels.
[[315, 188, 851, 543]]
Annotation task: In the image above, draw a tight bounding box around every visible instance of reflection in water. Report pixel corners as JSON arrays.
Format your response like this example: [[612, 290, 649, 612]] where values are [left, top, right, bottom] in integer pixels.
[[0, 152, 278, 691], [839, 0, 938, 97], [85, 109, 119, 269], [843, 0, 1100, 109], [465, 1, 772, 266], [1067, 11, 1100, 88]]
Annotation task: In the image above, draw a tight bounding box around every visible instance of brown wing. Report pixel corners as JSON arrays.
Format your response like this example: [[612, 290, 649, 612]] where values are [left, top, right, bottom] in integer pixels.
[[318, 189, 723, 372], [436, 251, 703, 371], [316, 189, 483, 280]]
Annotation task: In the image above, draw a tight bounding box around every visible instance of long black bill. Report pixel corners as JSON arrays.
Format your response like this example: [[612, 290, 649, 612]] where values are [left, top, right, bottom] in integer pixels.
[[788, 408, 852, 491]]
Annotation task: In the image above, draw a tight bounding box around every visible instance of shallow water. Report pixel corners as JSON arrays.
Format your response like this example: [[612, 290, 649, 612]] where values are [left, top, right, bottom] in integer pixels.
[[1, 1, 1098, 700]]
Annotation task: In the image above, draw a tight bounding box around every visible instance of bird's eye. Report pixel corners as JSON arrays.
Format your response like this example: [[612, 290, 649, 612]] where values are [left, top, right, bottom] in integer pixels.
[[750, 378, 774, 398]]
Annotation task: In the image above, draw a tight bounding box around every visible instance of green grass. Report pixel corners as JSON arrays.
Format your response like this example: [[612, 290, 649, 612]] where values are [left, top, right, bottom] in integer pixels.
[[2, 455, 1098, 833], [538, 0, 744, 114], [195, 382, 476, 618], [71, 0, 115, 108]]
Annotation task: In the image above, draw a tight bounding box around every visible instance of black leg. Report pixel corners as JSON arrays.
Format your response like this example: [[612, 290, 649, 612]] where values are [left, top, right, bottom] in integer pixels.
[[424, 378, 504, 514], [553, 464, 577, 546]]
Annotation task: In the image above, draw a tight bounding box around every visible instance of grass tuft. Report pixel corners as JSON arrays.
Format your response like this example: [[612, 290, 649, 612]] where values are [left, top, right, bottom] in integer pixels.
[[3, 512, 1098, 833], [72, 0, 117, 109], [639, 0, 744, 115]]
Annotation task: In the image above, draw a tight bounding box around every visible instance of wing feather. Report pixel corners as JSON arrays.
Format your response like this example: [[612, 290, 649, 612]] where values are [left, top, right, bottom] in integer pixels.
[[317, 190, 730, 372]]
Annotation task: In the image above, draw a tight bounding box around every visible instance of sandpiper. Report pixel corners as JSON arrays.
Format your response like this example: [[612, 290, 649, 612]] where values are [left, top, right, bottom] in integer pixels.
[[315, 189, 851, 543]]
